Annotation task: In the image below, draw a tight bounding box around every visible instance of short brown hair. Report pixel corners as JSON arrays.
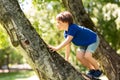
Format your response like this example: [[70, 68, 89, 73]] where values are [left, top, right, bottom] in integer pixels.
[[56, 11, 73, 25]]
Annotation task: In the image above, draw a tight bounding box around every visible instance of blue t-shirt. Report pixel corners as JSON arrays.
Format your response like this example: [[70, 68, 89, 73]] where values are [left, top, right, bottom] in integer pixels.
[[64, 24, 97, 46]]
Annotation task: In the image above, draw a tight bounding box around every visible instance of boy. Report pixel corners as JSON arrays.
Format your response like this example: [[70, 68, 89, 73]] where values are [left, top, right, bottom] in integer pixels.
[[49, 11, 102, 77]]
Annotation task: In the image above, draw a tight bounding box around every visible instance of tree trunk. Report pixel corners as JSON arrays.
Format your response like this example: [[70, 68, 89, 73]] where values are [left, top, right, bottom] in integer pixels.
[[62, 0, 120, 80], [0, 0, 91, 80]]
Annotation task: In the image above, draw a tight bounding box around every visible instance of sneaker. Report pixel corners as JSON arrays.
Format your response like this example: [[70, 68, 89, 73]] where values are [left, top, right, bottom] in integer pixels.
[[93, 70, 102, 77], [87, 69, 96, 76]]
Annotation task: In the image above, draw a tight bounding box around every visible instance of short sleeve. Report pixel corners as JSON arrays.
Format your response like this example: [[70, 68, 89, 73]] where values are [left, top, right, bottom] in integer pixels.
[[67, 25, 77, 37], [64, 31, 68, 38]]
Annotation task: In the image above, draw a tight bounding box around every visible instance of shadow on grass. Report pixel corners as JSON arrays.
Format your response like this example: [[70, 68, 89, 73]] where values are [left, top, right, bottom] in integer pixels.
[[0, 70, 36, 80]]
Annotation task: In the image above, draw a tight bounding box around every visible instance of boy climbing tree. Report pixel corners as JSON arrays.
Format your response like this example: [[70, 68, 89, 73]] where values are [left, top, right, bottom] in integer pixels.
[[49, 11, 102, 78]]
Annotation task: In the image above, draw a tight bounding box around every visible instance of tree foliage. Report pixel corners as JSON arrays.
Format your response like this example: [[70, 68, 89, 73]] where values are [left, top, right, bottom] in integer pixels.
[[82, 0, 120, 52], [0, 25, 23, 68]]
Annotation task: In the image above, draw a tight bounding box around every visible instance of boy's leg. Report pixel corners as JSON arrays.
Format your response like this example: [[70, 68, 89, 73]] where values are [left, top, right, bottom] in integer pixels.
[[76, 48, 102, 77], [84, 52, 99, 70], [76, 49, 95, 70], [84, 52, 102, 77], [85, 36, 100, 70], [84, 36, 102, 77]]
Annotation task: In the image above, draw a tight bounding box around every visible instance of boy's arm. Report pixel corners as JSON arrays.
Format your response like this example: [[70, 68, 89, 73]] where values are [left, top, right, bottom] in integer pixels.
[[65, 43, 71, 61], [49, 35, 73, 52], [56, 35, 73, 50]]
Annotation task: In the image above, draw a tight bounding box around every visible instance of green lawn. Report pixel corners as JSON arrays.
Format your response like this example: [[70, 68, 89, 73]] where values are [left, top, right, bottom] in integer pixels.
[[0, 70, 39, 80], [0, 70, 109, 80]]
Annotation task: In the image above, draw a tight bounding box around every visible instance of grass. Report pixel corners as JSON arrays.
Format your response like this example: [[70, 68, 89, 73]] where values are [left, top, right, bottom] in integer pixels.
[[0, 70, 108, 80], [0, 70, 39, 80]]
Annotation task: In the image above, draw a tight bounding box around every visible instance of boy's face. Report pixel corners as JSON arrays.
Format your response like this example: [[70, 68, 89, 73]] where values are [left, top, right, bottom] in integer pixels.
[[56, 19, 68, 31]]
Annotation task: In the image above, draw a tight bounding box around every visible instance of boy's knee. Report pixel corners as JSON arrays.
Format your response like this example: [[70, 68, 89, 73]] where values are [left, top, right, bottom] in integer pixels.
[[84, 54, 89, 59], [76, 51, 84, 60], [84, 52, 92, 59]]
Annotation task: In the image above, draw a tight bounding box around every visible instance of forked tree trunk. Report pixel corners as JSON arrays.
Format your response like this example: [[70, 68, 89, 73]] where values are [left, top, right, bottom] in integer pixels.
[[0, 0, 91, 80], [62, 0, 120, 80]]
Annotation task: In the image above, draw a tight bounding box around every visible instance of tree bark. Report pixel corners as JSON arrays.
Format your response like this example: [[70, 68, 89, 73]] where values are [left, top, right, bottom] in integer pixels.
[[0, 0, 90, 80], [62, 0, 120, 80]]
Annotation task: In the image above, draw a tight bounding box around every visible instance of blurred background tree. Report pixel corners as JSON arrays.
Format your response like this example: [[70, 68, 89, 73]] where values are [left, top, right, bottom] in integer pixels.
[[0, 25, 23, 69], [82, 0, 120, 52]]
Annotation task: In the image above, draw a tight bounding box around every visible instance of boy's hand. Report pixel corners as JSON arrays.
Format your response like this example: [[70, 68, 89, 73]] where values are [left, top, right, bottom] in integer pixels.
[[48, 45, 58, 52]]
